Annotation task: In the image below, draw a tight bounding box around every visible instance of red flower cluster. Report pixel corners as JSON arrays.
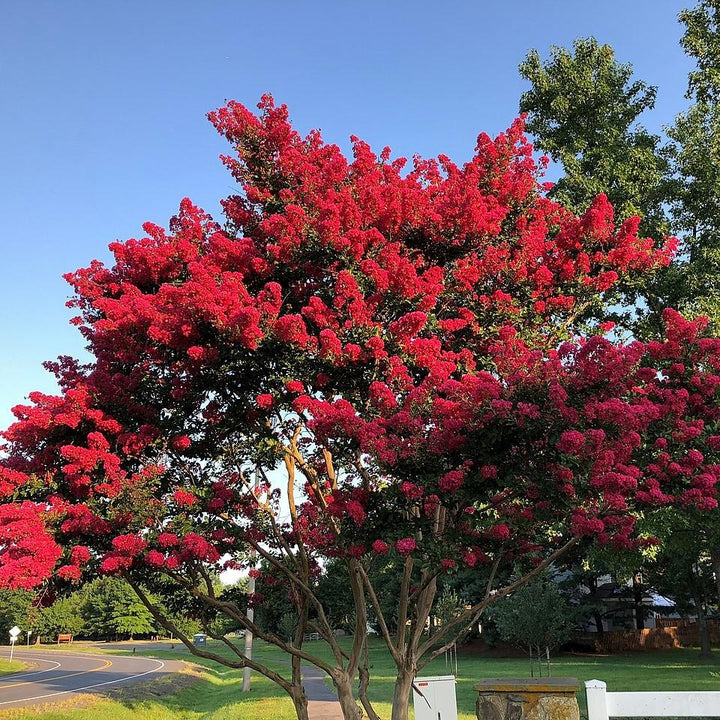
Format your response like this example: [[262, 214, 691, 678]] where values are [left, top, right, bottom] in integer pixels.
[[0, 96, 716, 598]]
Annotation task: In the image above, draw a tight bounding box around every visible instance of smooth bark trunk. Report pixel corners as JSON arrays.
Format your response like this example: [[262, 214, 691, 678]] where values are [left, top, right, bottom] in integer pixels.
[[593, 611, 605, 638], [359, 655, 382, 720], [289, 686, 309, 720], [334, 672, 363, 720], [391, 668, 415, 720], [633, 573, 644, 630], [711, 547, 720, 610], [587, 575, 605, 639], [696, 602, 713, 658]]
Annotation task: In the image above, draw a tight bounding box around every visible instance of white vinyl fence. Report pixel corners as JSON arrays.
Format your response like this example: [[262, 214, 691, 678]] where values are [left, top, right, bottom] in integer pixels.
[[586, 680, 720, 719]]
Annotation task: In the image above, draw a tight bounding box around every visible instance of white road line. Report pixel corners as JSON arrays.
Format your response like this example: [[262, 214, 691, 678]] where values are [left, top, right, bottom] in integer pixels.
[[0, 658, 165, 707], [0, 658, 62, 681]]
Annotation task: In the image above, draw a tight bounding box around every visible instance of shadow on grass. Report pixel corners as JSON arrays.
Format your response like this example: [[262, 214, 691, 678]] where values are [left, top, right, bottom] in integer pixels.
[[107, 649, 298, 720]]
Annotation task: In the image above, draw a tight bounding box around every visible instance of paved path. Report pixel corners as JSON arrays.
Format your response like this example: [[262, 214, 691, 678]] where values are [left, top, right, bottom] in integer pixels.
[[301, 664, 344, 720], [0, 650, 181, 710]]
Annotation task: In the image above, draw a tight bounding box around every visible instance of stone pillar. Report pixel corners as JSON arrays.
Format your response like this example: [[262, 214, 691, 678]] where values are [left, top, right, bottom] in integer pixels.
[[474, 678, 579, 720]]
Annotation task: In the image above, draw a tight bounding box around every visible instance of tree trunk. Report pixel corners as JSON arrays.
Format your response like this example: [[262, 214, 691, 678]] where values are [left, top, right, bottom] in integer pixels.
[[587, 575, 605, 639], [289, 600, 310, 720], [359, 667, 382, 720], [289, 685, 309, 720], [696, 602, 712, 658], [358, 648, 382, 720], [291, 656, 308, 720], [632, 573, 644, 630], [334, 672, 363, 720], [593, 611, 605, 638], [391, 668, 416, 720], [710, 547, 720, 610]]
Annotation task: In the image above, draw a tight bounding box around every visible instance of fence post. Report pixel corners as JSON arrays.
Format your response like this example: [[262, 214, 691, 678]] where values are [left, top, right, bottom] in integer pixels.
[[585, 680, 609, 720]]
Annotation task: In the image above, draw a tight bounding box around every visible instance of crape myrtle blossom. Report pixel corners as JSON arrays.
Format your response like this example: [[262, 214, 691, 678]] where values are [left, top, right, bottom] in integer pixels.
[[0, 96, 718, 720]]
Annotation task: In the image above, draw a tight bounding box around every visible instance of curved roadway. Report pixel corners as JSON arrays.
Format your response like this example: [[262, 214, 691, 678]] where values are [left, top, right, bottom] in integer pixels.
[[0, 650, 180, 709]]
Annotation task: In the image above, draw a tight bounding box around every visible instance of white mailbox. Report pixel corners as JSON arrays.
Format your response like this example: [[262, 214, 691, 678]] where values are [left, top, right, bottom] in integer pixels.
[[413, 675, 457, 720]]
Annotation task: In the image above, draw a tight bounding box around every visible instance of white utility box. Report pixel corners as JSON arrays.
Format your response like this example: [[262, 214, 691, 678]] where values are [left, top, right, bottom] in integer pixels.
[[412, 675, 457, 720]]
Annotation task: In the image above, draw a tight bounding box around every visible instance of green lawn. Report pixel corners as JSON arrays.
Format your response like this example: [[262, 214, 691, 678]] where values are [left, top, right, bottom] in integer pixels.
[[0, 659, 27, 677], [2, 638, 720, 719]]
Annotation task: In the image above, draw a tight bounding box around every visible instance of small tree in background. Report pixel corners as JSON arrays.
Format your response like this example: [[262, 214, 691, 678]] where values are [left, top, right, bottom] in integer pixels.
[[519, 37, 667, 242], [0, 589, 36, 640], [36, 595, 84, 642], [278, 612, 298, 645], [490, 575, 575, 677], [80, 578, 155, 640]]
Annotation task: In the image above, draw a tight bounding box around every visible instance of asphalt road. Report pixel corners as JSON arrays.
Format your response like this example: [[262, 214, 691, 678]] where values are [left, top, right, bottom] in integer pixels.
[[0, 649, 180, 710]]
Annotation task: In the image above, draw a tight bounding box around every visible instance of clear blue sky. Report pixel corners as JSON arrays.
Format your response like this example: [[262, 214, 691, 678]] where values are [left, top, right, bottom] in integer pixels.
[[0, 0, 692, 430]]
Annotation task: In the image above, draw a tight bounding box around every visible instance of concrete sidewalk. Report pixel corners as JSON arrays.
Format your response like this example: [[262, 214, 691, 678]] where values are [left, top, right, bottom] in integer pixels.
[[302, 664, 344, 720]]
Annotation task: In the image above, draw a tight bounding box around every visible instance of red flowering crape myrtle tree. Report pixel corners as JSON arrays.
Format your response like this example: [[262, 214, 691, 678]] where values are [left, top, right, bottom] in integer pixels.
[[2, 96, 720, 720]]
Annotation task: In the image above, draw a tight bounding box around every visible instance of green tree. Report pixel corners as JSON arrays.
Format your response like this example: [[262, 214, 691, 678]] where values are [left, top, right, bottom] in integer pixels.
[[681, 0, 720, 104], [519, 7, 720, 337], [278, 612, 298, 645], [663, 0, 720, 332], [519, 38, 673, 338], [642, 509, 717, 658], [109, 589, 155, 639], [490, 575, 576, 677], [36, 595, 84, 641], [253, 560, 298, 636], [0, 589, 35, 640], [316, 559, 360, 633], [80, 578, 155, 640], [519, 38, 668, 241]]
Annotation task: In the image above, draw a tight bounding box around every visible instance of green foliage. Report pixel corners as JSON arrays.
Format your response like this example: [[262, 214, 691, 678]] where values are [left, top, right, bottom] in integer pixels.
[[433, 590, 464, 627], [254, 561, 296, 635], [519, 37, 668, 241], [0, 589, 35, 638], [80, 578, 156, 640], [489, 575, 575, 658], [277, 612, 297, 644], [36, 595, 84, 641], [662, 1, 720, 333], [680, 0, 720, 104], [643, 508, 718, 614], [316, 558, 358, 632], [0, 579, 205, 644], [166, 612, 201, 639]]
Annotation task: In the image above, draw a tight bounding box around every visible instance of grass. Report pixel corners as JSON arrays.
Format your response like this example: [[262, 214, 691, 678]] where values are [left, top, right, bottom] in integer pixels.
[[0, 643, 297, 720], [1, 638, 720, 719], [0, 659, 28, 677]]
